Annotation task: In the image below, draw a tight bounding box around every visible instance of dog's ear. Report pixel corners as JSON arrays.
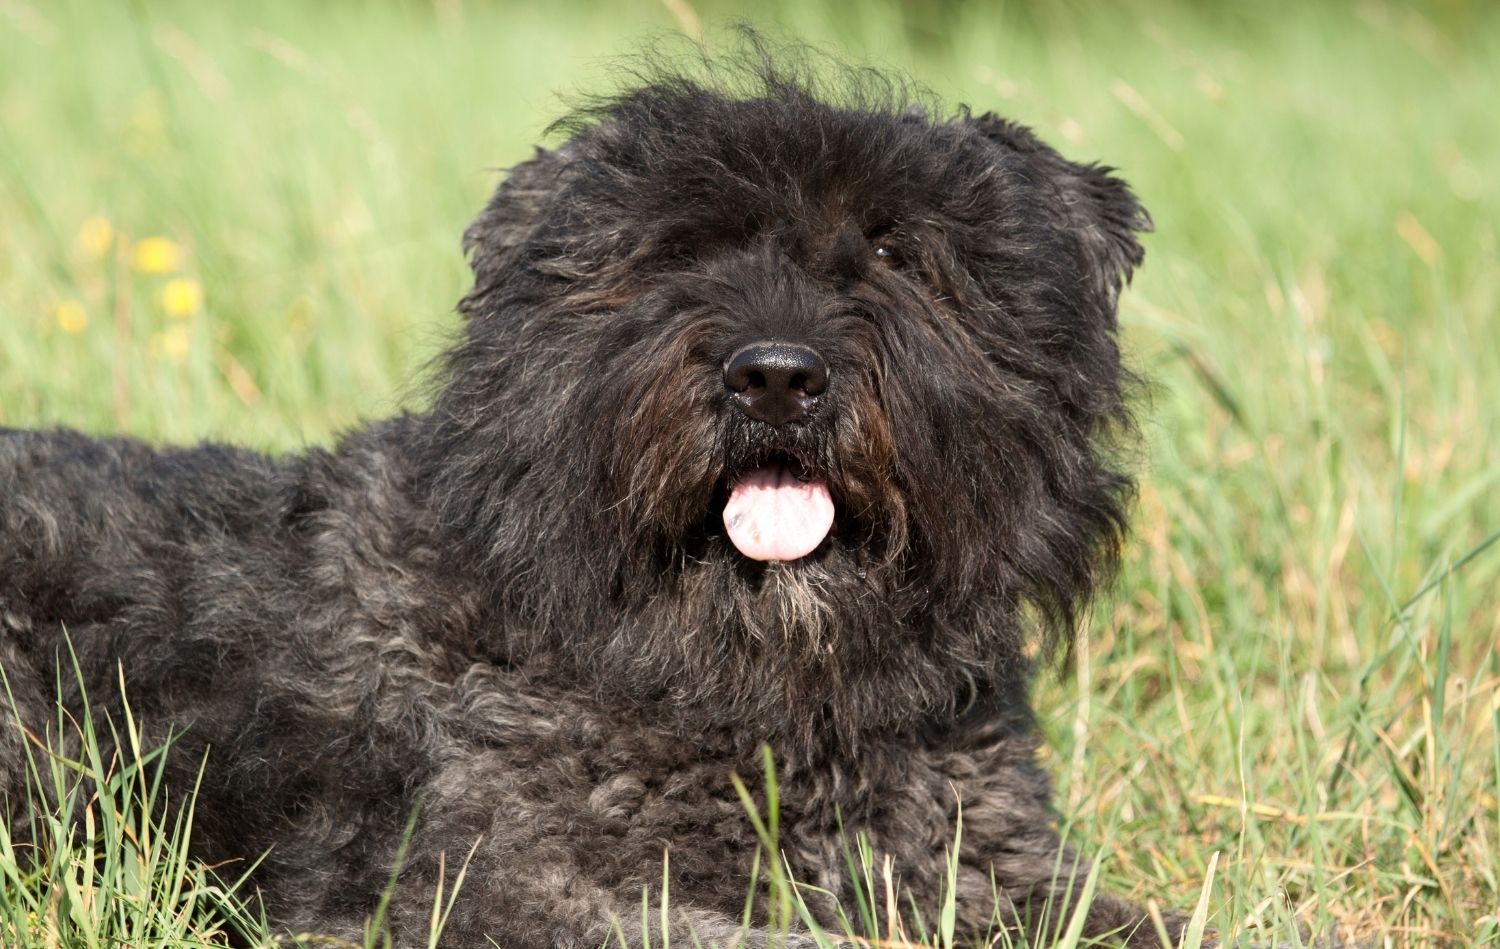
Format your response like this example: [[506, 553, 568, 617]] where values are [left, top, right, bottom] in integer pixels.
[[463, 144, 574, 294], [965, 112, 1151, 307]]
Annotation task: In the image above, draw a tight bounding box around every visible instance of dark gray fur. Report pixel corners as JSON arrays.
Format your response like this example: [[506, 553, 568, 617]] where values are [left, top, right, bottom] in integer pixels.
[[0, 43, 1181, 948]]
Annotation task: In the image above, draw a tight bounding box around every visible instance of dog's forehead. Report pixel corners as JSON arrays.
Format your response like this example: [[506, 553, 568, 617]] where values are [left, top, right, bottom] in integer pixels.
[[580, 93, 1004, 225]]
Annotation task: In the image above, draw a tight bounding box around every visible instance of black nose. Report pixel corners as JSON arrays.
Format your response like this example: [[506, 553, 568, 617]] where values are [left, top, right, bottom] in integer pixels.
[[723, 341, 828, 427]]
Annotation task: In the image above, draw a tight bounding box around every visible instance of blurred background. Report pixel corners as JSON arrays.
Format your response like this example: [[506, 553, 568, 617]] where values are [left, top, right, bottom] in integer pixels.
[[1, 1, 1497, 944]]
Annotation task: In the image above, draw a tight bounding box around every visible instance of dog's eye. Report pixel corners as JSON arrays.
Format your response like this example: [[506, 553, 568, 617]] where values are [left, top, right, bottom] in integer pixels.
[[865, 224, 904, 268], [870, 240, 902, 267]]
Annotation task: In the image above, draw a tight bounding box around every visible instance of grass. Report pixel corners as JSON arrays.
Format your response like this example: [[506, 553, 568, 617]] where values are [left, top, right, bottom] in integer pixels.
[[0, 661, 259, 947], [1, 0, 1497, 945]]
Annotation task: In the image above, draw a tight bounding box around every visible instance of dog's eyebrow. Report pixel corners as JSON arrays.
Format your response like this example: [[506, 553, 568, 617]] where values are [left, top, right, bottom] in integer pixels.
[[822, 226, 873, 276]]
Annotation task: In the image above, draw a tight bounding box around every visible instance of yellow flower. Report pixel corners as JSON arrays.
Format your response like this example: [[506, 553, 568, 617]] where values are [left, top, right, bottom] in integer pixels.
[[76, 217, 114, 259], [160, 278, 203, 318], [133, 236, 183, 274], [54, 300, 88, 335], [159, 324, 192, 364]]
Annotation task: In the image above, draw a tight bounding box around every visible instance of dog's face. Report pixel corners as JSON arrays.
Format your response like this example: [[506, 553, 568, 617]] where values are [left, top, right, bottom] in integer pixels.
[[426, 63, 1149, 737]]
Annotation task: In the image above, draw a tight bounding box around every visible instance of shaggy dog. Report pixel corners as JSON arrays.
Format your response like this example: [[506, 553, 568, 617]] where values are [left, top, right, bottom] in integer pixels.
[[0, 46, 1176, 948]]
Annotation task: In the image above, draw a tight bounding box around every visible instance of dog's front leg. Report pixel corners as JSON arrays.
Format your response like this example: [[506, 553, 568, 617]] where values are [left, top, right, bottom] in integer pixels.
[[376, 858, 820, 949], [922, 714, 1187, 948], [606, 907, 822, 949], [947, 824, 1185, 947]]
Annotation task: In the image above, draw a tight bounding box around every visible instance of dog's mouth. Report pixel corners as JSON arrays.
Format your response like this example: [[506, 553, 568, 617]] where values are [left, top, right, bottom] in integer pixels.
[[720, 448, 835, 562]]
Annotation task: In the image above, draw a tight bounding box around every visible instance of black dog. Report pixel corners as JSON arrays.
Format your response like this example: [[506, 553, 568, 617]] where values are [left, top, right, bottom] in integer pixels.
[[1, 46, 1173, 948]]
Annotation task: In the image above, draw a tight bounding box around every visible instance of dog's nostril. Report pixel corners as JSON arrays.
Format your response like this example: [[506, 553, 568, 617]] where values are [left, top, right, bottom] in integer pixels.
[[793, 362, 828, 398], [723, 341, 828, 427]]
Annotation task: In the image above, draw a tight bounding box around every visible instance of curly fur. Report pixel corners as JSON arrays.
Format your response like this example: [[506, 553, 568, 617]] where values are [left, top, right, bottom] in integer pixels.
[[0, 39, 1172, 948]]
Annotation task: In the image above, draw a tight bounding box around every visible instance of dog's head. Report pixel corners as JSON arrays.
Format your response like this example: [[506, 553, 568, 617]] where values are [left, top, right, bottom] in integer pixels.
[[425, 43, 1149, 742]]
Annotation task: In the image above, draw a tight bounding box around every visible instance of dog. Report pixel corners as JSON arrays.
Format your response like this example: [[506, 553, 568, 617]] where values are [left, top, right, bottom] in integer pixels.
[[0, 42, 1175, 948]]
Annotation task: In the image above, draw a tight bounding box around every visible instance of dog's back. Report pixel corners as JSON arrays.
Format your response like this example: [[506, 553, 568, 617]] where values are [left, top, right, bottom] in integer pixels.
[[0, 423, 446, 934]]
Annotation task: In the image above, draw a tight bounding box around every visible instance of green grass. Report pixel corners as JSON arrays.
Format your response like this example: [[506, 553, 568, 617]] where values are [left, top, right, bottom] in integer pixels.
[[2, 0, 1498, 945], [0, 664, 257, 947]]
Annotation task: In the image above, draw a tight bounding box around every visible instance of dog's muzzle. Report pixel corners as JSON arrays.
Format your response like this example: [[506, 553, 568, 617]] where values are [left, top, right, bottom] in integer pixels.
[[719, 342, 835, 562]]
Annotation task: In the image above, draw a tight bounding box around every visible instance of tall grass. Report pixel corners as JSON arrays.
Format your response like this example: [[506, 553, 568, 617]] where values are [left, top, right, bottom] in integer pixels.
[[2, 0, 1497, 945], [0, 660, 475, 947], [0, 664, 261, 946]]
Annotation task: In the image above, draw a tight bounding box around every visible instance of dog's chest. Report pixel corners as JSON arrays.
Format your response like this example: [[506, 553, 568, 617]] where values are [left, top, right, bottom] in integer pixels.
[[419, 665, 929, 910]]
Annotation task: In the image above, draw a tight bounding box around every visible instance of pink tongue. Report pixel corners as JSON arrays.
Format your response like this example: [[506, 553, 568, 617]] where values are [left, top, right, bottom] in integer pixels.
[[723, 464, 835, 562]]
